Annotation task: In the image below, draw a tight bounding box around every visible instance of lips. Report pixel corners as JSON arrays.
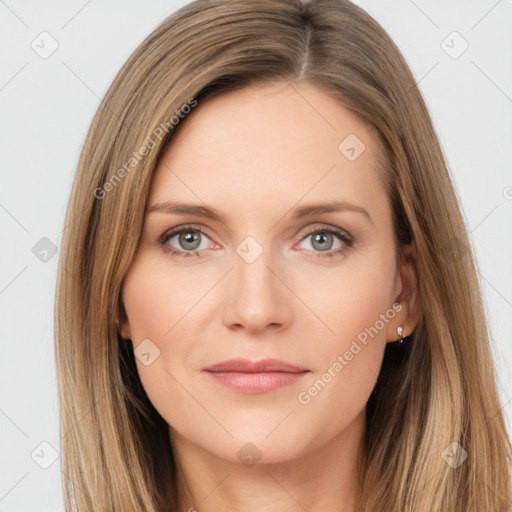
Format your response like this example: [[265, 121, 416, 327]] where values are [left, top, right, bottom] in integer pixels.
[[202, 358, 310, 393], [203, 358, 308, 373]]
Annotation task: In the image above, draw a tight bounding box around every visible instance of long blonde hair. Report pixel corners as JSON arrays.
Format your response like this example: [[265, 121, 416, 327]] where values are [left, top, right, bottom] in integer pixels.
[[54, 0, 512, 510]]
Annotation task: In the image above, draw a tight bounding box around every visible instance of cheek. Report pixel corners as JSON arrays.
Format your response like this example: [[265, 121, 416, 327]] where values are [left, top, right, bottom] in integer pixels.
[[121, 257, 206, 340], [290, 251, 395, 416], [290, 312, 388, 448], [120, 254, 220, 378], [121, 260, 200, 428], [292, 253, 396, 355]]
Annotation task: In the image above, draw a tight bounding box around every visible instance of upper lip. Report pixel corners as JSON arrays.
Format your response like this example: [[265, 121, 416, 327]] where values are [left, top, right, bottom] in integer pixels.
[[202, 358, 309, 373]]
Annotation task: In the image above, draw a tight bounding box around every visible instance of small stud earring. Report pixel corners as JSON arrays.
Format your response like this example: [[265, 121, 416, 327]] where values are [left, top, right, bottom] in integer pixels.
[[396, 326, 404, 344]]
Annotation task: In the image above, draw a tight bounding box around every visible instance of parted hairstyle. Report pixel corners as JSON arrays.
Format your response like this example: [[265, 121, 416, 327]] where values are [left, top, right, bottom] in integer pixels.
[[54, 0, 512, 510]]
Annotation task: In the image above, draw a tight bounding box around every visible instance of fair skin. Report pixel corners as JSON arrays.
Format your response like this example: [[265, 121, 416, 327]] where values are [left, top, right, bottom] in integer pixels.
[[120, 81, 420, 512]]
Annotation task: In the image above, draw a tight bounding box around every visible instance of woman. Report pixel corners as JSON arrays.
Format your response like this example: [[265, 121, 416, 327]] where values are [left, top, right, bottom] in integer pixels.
[[54, 0, 512, 510]]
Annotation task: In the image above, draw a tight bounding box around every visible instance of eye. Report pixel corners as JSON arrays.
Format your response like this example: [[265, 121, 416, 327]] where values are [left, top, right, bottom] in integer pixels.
[[295, 226, 354, 259], [158, 224, 354, 259], [159, 225, 217, 257]]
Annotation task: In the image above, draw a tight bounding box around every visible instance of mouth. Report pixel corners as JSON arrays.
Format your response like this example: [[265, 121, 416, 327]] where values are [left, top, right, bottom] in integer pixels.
[[202, 358, 311, 394]]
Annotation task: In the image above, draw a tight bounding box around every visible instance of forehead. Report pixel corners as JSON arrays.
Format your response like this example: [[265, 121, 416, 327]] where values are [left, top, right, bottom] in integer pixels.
[[148, 81, 387, 223]]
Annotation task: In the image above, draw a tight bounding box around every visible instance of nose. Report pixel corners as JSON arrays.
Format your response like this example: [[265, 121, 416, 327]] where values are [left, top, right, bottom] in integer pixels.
[[221, 242, 294, 335]]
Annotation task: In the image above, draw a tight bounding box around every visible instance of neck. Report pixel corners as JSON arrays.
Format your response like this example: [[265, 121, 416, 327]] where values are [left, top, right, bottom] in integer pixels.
[[171, 409, 365, 512]]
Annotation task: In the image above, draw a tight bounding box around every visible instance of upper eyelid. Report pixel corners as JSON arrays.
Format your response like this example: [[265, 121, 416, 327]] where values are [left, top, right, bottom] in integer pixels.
[[164, 223, 216, 238], [295, 223, 352, 240]]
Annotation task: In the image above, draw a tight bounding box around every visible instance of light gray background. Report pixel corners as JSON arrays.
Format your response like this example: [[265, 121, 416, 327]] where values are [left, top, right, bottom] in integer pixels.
[[1, 1, 511, 510]]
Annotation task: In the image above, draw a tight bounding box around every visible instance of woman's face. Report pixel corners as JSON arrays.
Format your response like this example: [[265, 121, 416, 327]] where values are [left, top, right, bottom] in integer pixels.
[[120, 81, 414, 465]]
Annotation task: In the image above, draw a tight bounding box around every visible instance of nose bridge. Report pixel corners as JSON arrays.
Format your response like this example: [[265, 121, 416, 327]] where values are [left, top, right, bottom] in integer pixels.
[[222, 235, 292, 332]]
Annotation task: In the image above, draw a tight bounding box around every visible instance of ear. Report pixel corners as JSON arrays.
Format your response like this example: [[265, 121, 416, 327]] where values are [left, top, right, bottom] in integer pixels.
[[387, 241, 421, 342], [118, 306, 132, 340]]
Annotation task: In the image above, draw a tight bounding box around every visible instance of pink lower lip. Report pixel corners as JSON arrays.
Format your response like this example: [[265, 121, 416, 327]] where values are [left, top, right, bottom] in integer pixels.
[[205, 371, 309, 393]]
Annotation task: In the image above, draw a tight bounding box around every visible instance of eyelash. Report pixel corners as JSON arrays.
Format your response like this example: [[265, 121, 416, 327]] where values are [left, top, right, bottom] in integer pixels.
[[158, 224, 354, 259]]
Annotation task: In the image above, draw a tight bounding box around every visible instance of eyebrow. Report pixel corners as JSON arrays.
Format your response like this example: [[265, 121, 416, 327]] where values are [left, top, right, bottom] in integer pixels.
[[147, 200, 372, 224]]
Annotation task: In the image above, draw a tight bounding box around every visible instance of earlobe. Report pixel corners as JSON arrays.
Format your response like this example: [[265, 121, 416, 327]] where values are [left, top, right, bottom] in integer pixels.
[[386, 303, 409, 343], [387, 242, 421, 343], [117, 309, 131, 340], [119, 323, 131, 340], [116, 292, 133, 340]]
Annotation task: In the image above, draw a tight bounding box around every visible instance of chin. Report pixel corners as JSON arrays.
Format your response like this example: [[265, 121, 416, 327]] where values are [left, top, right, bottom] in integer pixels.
[[186, 421, 317, 466]]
